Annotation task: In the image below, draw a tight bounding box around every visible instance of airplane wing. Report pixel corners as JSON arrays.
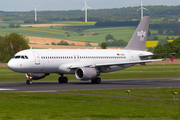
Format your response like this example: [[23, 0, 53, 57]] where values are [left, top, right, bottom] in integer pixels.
[[140, 53, 176, 59], [70, 59, 163, 69]]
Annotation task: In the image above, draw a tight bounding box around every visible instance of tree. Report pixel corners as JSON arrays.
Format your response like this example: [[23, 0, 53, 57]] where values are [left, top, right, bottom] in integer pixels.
[[85, 42, 92, 46], [168, 30, 174, 35], [105, 34, 114, 41], [101, 42, 107, 49], [51, 42, 56, 45], [153, 44, 165, 58], [165, 37, 170, 40], [153, 36, 158, 40], [147, 47, 154, 52], [67, 34, 70, 37], [163, 18, 168, 22], [9, 23, 20, 28], [0, 33, 30, 62], [153, 37, 180, 58], [158, 39, 168, 47], [158, 28, 163, 35], [77, 29, 83, 33], [57, 40, 69, 45], [9, 23, 15, 28], [16, 24, 20, 28]]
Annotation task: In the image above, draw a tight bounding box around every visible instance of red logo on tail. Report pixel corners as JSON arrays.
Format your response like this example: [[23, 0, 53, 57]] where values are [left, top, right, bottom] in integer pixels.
[[170, 56, 174, 62]]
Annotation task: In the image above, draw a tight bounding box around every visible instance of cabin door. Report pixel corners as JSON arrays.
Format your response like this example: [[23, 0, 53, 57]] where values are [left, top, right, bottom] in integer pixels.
[[128, 51, 134, 61], [33, 51, 40, 65]]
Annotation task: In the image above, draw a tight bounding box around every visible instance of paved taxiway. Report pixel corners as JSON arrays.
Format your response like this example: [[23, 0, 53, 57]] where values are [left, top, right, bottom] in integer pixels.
[[0, 78, 180, 92]]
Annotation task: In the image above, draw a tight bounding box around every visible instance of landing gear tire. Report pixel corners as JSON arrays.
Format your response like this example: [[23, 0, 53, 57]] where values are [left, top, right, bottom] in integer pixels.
[[96, 77, 101, 84], [91, 77, 101, 84], [58, 77, 63, 83], [63, 77, 68, 83], [91, 79, 96, 84], [58, 77, 68, 83], [26, 80, 33, 85]]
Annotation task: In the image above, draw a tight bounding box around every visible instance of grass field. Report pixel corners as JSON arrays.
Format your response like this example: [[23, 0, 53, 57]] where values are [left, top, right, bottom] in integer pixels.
[[59, 88, 180, 99], [0, 88, 180, 120], [1, 64, 180, 83], [0, 21, 179, 45]]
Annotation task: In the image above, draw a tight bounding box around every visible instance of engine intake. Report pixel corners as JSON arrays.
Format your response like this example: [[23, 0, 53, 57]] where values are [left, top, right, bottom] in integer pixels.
[[25, 73, 50, 80], [75, 67, 97, 80]]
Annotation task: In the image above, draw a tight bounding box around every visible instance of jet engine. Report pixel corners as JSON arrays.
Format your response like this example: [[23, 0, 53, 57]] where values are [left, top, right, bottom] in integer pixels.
[[25, 73, 50, 80], [75, 67, 97, 80]]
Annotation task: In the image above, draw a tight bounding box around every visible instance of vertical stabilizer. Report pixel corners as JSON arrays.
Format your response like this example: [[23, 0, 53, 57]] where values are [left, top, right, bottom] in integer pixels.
[[124, 16, 150, 51]]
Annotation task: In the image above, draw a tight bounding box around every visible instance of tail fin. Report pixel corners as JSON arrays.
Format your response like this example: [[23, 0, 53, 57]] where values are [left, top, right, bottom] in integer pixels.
[[124, 16, 150, 51]]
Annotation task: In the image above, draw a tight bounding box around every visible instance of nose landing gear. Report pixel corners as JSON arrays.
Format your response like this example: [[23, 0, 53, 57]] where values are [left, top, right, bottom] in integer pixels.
[[26, 80, 33, 84]]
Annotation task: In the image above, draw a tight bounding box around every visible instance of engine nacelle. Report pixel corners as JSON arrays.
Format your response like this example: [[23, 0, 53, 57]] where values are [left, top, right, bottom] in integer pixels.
[[75, 67, 97, 81], [25, 73, 50, 80]]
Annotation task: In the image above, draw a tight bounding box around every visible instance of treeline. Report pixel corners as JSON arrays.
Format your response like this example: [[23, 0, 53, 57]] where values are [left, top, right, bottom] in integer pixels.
[[153, 37, 180, 58], [1, 5, 180, 22], [103, 34, 128, 47], [95, 21, 140, 26]]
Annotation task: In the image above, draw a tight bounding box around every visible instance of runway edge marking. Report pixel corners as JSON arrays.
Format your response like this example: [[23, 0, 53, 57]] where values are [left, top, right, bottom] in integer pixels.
[[0, 88, 17, 91]]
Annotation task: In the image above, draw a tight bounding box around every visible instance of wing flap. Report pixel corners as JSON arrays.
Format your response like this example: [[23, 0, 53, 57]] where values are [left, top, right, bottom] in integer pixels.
[[70, 59, 163, 69], [95, 59, 163, 67]]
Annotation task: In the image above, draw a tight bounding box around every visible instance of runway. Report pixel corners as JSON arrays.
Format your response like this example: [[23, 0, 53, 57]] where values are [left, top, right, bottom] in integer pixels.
[[0, 78, 180, 92]]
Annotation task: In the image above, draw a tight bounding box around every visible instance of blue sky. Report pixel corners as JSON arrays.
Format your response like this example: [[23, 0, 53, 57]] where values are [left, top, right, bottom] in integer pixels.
[[1, 0, 180, 11]]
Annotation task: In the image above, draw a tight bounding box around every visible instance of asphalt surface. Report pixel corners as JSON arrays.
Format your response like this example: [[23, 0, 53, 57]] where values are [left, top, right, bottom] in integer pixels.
[[0, 78, 180, 92]]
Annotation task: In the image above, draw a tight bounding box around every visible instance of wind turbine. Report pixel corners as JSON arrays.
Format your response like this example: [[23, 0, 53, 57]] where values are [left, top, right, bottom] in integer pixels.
[[137, 1, 147, 20], [82, 0, 91, 22], [32, 4, 41, 21]]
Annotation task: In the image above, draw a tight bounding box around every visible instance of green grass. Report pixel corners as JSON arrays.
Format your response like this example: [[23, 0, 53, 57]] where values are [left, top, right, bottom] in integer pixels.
[[0, 88, 180, 120], [1, 64, 180, 82], [59, 88, 180, 99]]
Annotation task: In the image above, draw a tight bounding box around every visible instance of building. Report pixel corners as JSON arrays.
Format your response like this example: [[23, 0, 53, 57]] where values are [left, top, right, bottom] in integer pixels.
[[0, 19, 3, 22]]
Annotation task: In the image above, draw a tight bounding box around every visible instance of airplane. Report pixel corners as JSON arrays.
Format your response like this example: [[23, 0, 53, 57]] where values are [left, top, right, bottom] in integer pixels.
[[7, 16, 171, 84]]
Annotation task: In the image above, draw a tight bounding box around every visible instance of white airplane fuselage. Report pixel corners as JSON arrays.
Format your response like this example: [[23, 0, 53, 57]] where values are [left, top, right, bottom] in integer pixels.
[[8, 49, 152, 74]]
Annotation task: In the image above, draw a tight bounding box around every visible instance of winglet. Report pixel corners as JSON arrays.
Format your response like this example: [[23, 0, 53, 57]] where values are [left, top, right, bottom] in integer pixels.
[[170, 56, 174, 62]]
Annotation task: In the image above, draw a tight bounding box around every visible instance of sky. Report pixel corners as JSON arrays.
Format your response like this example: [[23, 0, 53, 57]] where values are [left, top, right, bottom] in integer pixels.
[[1, 0, 180, 11]]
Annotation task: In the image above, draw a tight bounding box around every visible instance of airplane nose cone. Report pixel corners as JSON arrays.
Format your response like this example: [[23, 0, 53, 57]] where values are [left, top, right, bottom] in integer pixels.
[[7, 60, 16, 71]]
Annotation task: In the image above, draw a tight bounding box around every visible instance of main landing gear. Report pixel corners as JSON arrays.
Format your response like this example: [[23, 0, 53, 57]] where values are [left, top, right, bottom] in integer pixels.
[[91, 77, 101, 84], [58, 74, 68, 83]]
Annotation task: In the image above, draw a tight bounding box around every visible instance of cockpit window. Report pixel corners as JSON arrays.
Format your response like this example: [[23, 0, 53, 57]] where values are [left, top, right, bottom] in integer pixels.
[[21, 56, 25, 59], [13, 55, 29, 59], [15, 56, 21, 59]]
